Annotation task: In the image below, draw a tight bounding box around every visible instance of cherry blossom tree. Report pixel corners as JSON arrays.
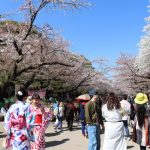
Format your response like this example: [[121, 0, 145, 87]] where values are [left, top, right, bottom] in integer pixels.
[[135, 1, 150, 75], [0, 20, 109, 98], [113, 53, 138, 95], [133, 1, 150, 93], [113, 52, 150, 95], [0, 0, 91, 98], [0, 0, 113, 99], [0, 21, 74, 96]]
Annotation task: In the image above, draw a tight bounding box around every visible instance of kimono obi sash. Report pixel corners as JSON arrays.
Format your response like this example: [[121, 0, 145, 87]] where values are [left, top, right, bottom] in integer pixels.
[[35, 114, 42, 124], [11, 115, 26, 130]]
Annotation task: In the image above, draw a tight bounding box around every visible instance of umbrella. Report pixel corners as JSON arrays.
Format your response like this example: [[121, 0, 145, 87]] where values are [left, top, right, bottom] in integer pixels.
[[76, 94, 90, 101]]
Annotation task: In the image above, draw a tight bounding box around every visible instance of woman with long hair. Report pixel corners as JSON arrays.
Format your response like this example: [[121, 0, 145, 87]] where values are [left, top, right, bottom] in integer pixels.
[[102, 93, 126, 150], [132, 93, 150, 150]]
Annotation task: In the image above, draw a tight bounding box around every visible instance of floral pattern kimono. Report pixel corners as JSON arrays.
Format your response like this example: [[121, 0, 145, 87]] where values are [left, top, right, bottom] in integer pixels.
[[30, 105, 51, 150], [4, 101, 35, 150]]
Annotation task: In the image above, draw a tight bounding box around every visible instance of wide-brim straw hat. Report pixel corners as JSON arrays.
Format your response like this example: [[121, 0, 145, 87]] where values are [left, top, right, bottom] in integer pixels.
[[134, 93, 148, 104]]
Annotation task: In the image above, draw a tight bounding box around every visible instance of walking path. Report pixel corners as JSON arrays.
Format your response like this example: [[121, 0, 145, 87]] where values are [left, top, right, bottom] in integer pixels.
[[0, 122, 141, 150]]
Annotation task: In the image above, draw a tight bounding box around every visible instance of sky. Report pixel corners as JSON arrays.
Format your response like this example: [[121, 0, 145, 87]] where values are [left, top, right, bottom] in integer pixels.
[[0, 0, 149, 66]]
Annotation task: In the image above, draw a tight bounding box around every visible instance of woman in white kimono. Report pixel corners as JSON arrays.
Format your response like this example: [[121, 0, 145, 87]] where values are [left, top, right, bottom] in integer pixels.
[[102, 93, 126, 150]]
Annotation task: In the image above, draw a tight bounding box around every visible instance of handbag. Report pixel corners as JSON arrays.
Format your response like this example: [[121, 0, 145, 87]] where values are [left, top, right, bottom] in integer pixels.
[[132, 124, 136, 142], [2, 135, 11, 148]]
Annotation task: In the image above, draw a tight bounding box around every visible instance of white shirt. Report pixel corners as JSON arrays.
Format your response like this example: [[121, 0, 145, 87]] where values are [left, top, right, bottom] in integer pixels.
[[120, 100, 131, 120], [58, 106, 63, 117]]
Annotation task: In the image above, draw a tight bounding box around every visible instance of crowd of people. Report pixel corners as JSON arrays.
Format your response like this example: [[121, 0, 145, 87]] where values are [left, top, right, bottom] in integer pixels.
[[1, 90, 150, 150], [84, 92, 150, 150]]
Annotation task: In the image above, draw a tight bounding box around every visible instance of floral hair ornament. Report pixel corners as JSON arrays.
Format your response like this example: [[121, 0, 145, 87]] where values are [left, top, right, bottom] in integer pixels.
[[18, 91, 23, 96]]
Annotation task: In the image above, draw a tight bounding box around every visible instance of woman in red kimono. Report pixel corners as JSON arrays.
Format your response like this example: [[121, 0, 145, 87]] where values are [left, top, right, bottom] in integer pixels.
[[30, 93, 50, 150]]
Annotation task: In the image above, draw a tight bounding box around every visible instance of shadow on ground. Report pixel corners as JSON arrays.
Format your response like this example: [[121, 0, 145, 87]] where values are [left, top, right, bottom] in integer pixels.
[[45, 132, 60, 137], [45, 127, 81, 137], [0, 134, 6, 138], [46, 138, 70, 147], [62, 126, 81, 132], [127, 146, 134, 149]]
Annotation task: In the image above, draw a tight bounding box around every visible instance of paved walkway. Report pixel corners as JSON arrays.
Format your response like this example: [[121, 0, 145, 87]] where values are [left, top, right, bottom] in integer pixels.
[[0, 121, 142, 150]]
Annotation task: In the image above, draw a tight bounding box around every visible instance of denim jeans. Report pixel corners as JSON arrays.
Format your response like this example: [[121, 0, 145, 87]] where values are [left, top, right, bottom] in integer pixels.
[[55, 116, 63, 129], [81, 122, 86, 135], [122, 120, 130, 137], [87, 125, 100, 150]]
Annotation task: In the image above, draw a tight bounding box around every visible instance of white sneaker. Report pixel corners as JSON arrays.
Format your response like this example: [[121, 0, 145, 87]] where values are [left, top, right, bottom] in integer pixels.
[[127, 137, 131, 141], [59, 128, 63, 132]]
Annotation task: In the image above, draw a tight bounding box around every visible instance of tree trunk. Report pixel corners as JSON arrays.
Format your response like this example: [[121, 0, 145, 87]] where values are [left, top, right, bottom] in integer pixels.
[[0, 82, 15, 101]]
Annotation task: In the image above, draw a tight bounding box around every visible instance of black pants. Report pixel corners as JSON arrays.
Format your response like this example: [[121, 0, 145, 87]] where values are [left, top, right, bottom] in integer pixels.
[[140, 145, 146, 150], [66, 118, 73, 130]]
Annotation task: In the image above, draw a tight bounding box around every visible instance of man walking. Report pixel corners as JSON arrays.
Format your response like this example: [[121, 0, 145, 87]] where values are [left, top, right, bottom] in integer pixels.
[[120, 94, 131, 140], [85, 94, 104, 150]]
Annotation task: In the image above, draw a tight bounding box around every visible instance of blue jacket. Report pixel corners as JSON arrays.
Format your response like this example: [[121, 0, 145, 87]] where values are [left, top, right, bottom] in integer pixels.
[[79, 104, 85, 121]]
